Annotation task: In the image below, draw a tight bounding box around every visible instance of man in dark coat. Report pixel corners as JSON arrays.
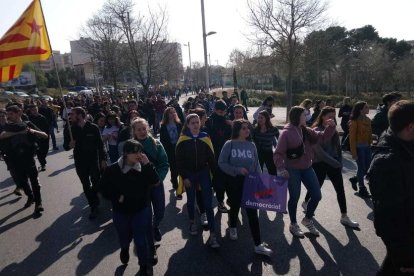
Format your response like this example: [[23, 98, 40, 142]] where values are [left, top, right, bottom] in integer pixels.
[[63, 107, 107, 219], [368, 100, 414, 275]]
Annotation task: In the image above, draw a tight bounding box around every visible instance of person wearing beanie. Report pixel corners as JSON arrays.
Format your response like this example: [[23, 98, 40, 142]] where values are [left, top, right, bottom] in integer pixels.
[[100, 139, 160, 275]]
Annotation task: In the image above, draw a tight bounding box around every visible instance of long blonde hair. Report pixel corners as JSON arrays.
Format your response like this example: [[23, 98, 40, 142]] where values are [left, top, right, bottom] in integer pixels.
[[131, 117, 158, 148]]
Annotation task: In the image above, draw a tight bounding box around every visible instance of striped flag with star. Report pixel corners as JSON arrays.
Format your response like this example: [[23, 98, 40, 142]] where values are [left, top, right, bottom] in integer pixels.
[[0, 0, 51, 83]]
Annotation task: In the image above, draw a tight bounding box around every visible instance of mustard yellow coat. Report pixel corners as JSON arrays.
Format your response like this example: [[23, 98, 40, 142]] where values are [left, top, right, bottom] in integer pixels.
[[349, 116, 373, 159]]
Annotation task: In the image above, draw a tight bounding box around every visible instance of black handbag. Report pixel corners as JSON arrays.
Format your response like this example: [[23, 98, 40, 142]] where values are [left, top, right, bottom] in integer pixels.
[[286, 143, 304, 160]]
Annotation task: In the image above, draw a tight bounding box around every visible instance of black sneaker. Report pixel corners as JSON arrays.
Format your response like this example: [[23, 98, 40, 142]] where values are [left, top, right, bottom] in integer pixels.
[[358, 187, 372, 198], [89, 207, 99, 220], [152, 251, 158, 266], [53, 147, 59, 151], [38, 166, 46, 172], [138, 265, 153, 276], [13, 188, 22, 197], [153, 227, 162, 242], [217, 202, 229, 213], [349, 177, 358, 191], [35, 204, 44, 213], [120, 248, 129, 265], [24, 197, 34, 208]]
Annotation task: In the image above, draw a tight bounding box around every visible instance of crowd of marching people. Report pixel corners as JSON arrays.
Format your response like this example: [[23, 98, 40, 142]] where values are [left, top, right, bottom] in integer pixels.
[[0, 89, 413, 275]]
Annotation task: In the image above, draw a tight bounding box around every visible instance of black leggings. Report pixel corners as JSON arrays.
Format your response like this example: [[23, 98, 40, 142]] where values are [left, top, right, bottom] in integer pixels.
[[305, 162, 347, 214], [225, 175, 261, 246], [258, 149, 277, 175]]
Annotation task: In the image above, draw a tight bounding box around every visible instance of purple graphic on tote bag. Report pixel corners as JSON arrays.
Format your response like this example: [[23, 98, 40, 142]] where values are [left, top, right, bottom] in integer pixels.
[[241, 173, 288, 212]]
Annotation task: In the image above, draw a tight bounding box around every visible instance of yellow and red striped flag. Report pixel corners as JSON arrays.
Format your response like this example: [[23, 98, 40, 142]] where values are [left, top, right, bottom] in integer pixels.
[[0, 0, 51, 83]]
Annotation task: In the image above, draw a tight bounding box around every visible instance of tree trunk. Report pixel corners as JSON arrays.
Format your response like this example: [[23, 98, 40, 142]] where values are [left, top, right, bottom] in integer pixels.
[[286, 66, 293, 122]]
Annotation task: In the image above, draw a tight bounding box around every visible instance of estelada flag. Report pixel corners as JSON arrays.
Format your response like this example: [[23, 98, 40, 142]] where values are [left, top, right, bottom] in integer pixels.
[[0, 0, 51, 83]]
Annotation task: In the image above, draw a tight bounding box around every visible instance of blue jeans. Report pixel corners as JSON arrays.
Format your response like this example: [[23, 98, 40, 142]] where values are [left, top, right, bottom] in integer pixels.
[[49, 125, 56, 148], [287, 167, 322, 224], [151, 182, 165, 228], [185, 168, 215, 233], [108, 145, 119, 164], [112, 207, 154, 266], [356, 144, 371, 188]]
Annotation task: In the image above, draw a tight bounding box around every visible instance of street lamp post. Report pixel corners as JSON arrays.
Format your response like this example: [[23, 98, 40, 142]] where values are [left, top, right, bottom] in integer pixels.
[[183, 42, 192, 90], [200, 0, 216, 92]]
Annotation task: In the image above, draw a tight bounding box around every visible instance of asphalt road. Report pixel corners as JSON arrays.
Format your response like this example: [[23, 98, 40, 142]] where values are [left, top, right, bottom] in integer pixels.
[[0, 104, 385, 276]]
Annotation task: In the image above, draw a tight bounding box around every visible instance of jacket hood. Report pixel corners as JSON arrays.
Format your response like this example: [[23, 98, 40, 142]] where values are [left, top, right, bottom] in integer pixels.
[[283, 123, 300, 131], [376, 129, 414, 160]]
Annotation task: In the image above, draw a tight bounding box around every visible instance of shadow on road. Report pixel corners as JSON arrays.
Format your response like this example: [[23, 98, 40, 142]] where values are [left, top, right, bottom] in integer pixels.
[[0, 192, 16, 202], [161, 190, 190, 239], [313, 220, 379, 276], [0, 197, 21, 208], [0, 208, 32, 234], [0, 195, 113, 276], [0, 176, 16, 190], [48, 163, 76, 177]]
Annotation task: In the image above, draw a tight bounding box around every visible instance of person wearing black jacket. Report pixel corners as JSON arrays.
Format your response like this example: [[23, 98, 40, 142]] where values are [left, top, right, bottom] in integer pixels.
[[205, 100, 232, 213], [28, 105, 50, 171], [63, 107, 107, 220], [100, 139, 159, 275], [368, 100, 414, 275], [38, 99, 58, 151], [0, 105, 48, 215], [338, 97, 352, 149]]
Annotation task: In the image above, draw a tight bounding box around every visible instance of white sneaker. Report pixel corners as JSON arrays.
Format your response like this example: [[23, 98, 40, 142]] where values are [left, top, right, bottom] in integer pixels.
[[229, 227, 238, 240], [301, 201, 308, 212], [208, 235, 220, 248], [340, 216, 360, 228], [254, 242, 273, 256], [289, 223, 305, 238], [189, 223, 198, 236], [301, 218, 320, 236], [200, 213, 208, 226]]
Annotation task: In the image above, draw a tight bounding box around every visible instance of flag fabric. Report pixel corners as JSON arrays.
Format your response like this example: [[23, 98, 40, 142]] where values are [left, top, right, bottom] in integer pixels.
[[0, 0, 51, 82], [175, 131, 215, 195], [0, 64, 23, 83]]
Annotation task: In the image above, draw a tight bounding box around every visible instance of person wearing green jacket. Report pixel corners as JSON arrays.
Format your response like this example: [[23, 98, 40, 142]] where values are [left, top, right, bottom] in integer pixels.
[[132, 118, 169, 243]]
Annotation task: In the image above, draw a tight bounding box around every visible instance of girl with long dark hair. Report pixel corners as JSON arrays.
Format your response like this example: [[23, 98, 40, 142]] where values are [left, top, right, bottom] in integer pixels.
[[274, 106, 336, 238], [349, 101, 372, 198], [218, 119, 273, 256], [160, 107, 182, 193], [253, 96, 275, 122], [302, 107, 359, 228], [252, 110, 279, 175]]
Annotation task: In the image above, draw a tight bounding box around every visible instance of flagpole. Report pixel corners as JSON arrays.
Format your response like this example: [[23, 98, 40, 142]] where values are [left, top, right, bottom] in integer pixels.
[[38, 0, 73, 141]]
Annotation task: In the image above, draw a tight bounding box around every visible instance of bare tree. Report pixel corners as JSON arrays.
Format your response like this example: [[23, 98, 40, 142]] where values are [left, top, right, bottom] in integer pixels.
[[104, 0, 179, 95], [81, 11, 126, 92], [247, 0, 327, 119]]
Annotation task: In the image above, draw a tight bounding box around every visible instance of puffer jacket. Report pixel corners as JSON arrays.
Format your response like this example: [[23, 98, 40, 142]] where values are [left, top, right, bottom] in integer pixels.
[[368, 129, 414, 267]]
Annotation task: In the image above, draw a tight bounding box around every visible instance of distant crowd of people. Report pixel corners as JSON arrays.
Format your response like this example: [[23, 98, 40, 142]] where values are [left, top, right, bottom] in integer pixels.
[[0, 89, 413, 275]]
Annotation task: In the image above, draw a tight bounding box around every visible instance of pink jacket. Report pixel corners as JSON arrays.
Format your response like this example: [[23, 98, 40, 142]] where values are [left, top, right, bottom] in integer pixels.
[[273, 123, 336, 171]]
